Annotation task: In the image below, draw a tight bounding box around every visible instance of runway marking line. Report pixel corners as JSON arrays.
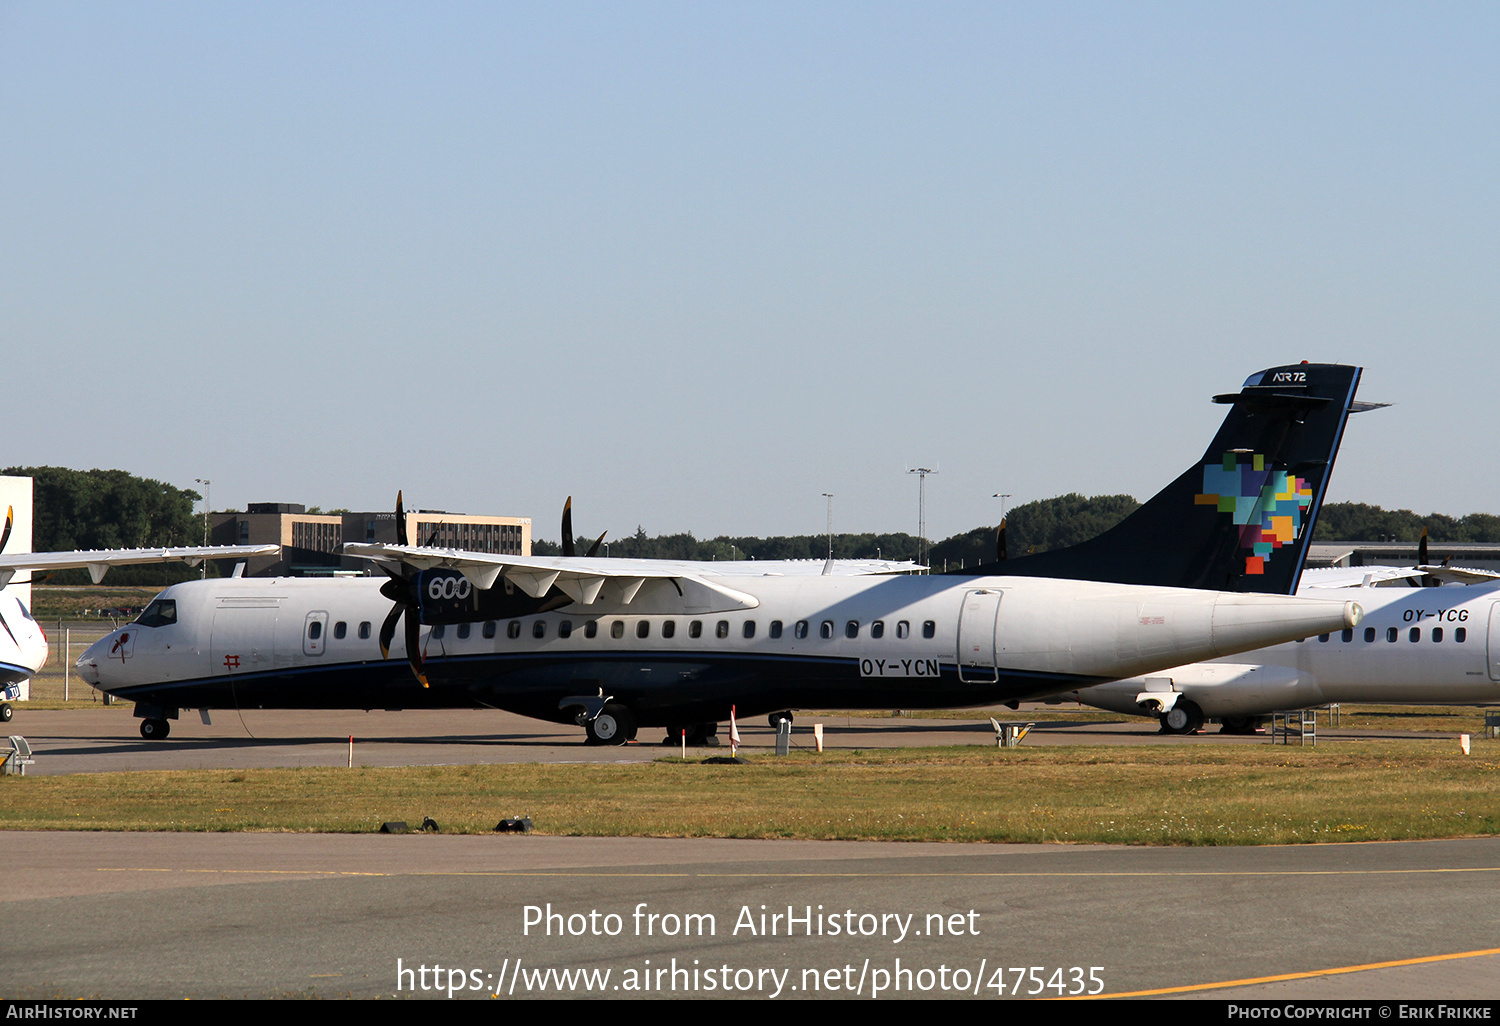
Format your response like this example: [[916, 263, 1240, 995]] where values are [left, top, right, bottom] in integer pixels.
[[1081, 946, 1500, 999]]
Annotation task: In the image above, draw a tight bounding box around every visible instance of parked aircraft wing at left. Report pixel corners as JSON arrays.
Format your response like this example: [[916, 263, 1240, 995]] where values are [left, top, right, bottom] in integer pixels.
[[0, 544, 280, 586]]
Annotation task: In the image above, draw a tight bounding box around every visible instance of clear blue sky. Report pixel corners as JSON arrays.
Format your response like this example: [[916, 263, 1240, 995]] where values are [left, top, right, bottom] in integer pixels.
[[4, 2, 1496, 542]]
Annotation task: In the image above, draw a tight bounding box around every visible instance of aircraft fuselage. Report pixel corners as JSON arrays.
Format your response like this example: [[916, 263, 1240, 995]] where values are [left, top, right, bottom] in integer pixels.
[[77, 573, 1360, 731]]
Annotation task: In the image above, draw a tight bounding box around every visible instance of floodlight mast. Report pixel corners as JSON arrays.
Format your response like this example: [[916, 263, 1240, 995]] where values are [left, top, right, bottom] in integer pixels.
[[194, 478, 211, 578], [907, 467, 937, 571]]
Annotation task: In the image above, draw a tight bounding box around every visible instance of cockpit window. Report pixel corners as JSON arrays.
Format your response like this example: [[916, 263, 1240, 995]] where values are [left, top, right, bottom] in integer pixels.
[[135, 599, 177, 628]]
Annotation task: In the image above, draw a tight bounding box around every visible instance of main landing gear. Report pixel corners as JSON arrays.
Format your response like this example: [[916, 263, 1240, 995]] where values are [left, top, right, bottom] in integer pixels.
[[1158, 699, 1205, 735], [0, 703, 12, 723], [584, 704, 638, 746], [767, 710, 793, 730]]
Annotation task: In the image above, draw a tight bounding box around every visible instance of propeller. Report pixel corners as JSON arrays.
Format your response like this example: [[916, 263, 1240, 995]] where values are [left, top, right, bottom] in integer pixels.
[[1, 505, 11, 554], [995, 518, 1007, 562], [560, 496, 606, 558], [376, 491, 428, 687]]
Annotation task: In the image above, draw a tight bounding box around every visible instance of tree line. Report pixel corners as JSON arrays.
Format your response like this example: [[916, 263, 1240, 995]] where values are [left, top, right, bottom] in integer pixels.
[[10, 467, 1500, 584]]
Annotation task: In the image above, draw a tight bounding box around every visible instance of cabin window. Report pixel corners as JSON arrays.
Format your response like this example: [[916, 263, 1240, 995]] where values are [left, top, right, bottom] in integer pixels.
[[1409, 627, 1421, 642], [923, 620, 936, 639], [794, 621, 808, 640], [359, 621, 372, 640], [662, 620, 676, 639], [430, 624, 444, 640], [611, 621, 625, 639], [896, 621, 910, 639], [136, 599, 177, 628], [1387, 627, 1399, 642], [309, 621, 323, 640], [533, 621, 547, 639], [457, 623, 471, 640], [716, 620, 729, 639], [743, 621, 756, 639], [1341, 629, 1353, 642], [820, 621, 834, 639], [1433, 627, 1444, 643], [482, 620, 496, 639], [334, 621, 347, 639], [871, 620, 884, 639], [689, 620, 702, 639], [1364, 627, 1376, 642], [507, 620, 521, 640], [585, 621, 598, 639], [637, 621, 650, 639], [845, 620, 859, 639], [1457, 627, 1468, 643], [559, 621, 572, 639], [769, 621, 782, 639]]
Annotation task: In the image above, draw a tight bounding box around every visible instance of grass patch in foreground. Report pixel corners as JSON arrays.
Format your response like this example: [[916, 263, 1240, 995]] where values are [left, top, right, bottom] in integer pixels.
[[3, 741, 1498, 844]]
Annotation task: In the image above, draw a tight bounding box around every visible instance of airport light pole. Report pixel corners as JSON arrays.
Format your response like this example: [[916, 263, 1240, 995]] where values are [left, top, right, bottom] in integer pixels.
[[907, 467, 937, 570], [993, 493, 1012, 520], [194, 478, 211, 578], [822, 493, 834, 563]]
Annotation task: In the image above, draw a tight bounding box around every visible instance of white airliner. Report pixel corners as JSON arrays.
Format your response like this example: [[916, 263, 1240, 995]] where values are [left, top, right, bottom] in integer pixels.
[[1063, 575, 1500, 734], [77, 363, 1368, 744]]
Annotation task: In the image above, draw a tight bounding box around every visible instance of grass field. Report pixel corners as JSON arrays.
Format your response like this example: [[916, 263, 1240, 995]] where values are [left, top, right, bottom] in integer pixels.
[[2, 741, 1495, 844]]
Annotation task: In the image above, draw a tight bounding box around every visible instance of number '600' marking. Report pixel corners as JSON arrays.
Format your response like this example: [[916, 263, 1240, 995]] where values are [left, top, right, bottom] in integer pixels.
[[428, 576, 473, 601]]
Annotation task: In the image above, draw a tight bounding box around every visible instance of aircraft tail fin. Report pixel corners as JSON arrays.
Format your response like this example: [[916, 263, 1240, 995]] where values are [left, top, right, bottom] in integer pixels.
[[960, 363, 1362, 594]]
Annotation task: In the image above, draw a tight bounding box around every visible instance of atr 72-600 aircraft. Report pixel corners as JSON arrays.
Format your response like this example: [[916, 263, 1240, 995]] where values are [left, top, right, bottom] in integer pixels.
[[79, 363, 1368, 744]]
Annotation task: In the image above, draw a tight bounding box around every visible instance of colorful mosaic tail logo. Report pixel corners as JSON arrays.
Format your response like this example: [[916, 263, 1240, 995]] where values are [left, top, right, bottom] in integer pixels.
[[1195, 452, 1313, 575]]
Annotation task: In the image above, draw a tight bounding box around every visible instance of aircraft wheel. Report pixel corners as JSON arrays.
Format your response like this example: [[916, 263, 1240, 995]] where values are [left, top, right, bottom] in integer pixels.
[[1160, 700, 1204, 735], [767, 710, 793, 730], [0, 703, 11, 723], [586, 704, 634, 746], [140, 717, 170, 741], [1219, 715, 1260, 735]]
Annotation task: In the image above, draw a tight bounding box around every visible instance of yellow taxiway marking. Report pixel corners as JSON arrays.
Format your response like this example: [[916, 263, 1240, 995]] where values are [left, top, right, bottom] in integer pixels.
[[1086, 946, 1500, 999]]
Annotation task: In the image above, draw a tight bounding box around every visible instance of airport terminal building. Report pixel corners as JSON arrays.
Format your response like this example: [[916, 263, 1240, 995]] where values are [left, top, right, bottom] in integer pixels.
[[209, 503, 531, 577]]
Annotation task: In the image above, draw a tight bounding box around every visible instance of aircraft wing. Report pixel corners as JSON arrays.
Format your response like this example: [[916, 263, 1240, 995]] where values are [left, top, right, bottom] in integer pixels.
[[342, 543, 763, 609], [1300, 566, 1426, 589], [1301, 564, 1500, 589], [1417, 565, 1500, 585], [0, 544, 280, 586]]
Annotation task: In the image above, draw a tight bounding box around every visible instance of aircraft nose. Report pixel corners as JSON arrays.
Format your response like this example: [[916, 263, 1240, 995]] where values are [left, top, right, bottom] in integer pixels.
[[74, 636, 110, 686]]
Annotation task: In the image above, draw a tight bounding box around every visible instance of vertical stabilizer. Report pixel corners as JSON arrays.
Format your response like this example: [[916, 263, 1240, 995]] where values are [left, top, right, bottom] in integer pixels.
[[958, 363, 1361, 593]]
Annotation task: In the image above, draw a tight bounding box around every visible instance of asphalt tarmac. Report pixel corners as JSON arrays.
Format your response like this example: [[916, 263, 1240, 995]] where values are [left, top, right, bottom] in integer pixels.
[[2, 705, 1495, 1001]]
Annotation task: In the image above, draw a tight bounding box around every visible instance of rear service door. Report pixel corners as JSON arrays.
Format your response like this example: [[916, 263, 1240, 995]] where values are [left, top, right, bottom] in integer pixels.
[[957, 589, 1002, 683]]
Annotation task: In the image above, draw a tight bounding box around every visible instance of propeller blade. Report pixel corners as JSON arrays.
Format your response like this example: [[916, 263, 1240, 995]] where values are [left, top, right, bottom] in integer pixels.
[[0, 505, 11, 554], [561, 496, 576, 557], [378, 603, 403, 660], [585, 530, 607, 558], [995, 518, 1008, 562], [405, 607, 428, 688], [1419, 527, 1429, 566], [395, 491, 408, 546]]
